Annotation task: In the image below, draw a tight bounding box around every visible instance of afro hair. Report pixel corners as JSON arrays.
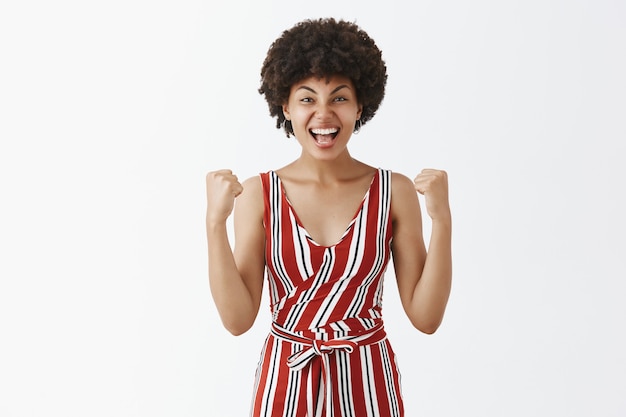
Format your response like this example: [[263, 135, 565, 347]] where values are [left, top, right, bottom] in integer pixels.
[[259, 18, 388, 137]]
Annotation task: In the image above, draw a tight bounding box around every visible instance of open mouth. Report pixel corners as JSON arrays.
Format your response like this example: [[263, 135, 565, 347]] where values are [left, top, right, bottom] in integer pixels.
[[310, 128, 339, 145]]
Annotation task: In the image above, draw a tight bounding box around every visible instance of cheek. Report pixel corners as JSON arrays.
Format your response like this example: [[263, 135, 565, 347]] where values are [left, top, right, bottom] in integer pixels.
[[290, 109, 313, 125], [339, 108, 360, 121]]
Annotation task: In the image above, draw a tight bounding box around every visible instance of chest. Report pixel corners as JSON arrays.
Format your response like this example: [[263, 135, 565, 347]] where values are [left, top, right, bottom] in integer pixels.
[[281, 179, 373, 247]]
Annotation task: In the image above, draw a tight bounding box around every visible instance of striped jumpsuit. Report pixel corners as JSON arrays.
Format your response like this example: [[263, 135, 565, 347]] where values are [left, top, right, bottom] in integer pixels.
[[252, 169, 404, 417]]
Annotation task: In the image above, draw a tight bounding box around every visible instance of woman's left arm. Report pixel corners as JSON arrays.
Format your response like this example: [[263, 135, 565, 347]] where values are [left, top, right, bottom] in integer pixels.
[[391, 170, 452, 334]]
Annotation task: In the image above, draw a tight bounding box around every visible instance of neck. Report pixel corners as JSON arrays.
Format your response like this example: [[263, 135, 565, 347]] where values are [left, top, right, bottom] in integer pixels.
[[290, 151, 365, 182]]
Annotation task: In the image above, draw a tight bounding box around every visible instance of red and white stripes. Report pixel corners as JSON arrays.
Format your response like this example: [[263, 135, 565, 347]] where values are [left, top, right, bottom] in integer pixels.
[[252, 169, 404, 417]]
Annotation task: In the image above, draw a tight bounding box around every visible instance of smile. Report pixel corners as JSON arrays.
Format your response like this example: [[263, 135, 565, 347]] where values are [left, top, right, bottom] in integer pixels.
[[310, 128, 339, 146]]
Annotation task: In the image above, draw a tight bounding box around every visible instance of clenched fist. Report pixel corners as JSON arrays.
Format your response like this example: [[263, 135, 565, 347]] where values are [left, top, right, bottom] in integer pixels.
[[414, 169, 450, 221], [206, 169, 244, 224]]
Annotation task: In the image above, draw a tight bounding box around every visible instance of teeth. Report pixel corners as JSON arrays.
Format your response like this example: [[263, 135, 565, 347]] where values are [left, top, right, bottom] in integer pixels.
[[311, 128, 338, 135]]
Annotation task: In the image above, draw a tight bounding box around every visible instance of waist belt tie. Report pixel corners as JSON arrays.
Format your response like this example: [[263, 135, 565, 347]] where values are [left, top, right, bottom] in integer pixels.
[[270, 322, 387, 416]]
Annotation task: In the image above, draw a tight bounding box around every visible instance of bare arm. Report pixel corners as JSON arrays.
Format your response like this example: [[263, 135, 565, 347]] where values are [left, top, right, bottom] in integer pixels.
[[206, 171, 265, 335], [391, 171, 452, 334]]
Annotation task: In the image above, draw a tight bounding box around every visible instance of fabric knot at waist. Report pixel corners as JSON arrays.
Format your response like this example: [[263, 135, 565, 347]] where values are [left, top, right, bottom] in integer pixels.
[[271, 321, 387, 371]]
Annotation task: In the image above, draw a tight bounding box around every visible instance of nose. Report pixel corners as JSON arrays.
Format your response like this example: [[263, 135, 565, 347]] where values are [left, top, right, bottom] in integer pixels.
[[314, 102, 332, 120]]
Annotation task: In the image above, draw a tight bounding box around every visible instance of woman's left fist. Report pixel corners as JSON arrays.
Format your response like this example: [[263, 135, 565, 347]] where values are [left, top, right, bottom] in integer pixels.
[[414, 169, 451, 221]]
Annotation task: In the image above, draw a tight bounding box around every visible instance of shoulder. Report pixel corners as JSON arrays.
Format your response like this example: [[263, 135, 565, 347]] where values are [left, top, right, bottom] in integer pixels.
[[390, 171, 418, 199], [235, 175, 265, 218], [389, 171, 421, 220], [242, 174, 264, 191]]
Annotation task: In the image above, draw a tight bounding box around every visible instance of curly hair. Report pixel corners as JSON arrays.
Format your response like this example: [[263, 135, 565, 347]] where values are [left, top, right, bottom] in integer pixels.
[[259, 18, 388, 137]]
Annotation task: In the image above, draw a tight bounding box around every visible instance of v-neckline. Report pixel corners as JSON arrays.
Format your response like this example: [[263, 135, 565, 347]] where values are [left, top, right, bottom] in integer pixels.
[[273, 169, 379, 248]]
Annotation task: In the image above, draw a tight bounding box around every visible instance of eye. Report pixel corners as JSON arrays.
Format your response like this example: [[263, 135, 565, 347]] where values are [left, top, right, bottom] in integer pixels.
[[300, 97, 313, 103], [334, 96, 347, 102]]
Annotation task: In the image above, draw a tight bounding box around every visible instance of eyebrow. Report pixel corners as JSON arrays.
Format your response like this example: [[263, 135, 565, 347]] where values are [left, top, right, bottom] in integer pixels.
[[296, 84, 351, 95]]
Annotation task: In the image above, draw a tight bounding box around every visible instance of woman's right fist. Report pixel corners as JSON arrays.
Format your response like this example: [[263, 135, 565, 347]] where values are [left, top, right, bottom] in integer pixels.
[[205, 169, 244, 224]]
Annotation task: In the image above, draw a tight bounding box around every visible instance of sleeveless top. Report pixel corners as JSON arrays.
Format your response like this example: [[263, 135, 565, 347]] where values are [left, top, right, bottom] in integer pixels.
[[250, 168, 404, 417]]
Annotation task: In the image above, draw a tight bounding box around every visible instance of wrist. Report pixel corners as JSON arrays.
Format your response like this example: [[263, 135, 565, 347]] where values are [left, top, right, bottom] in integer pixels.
[[431, 213, 452, 229], [206, 215, 229, 232]]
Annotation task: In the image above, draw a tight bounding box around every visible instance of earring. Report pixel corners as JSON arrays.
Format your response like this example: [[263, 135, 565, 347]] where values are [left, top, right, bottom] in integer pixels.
[[353, 119, 362, 134]]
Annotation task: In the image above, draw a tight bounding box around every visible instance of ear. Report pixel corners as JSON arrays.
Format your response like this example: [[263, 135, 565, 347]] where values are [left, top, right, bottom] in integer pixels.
[[357, 104, 363, 120], [282, 104, 291, 121]]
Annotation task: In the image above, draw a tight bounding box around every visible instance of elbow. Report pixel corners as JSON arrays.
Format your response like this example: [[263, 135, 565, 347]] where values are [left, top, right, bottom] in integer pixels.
[[406, 297, 450, 335], [224, 322, 252, 336], [410, 316, 443, 335], [215, 305, 258, 336], [222, 316, 255, 336], [227, 327, 249, 336], [418, 323, 440, 335]]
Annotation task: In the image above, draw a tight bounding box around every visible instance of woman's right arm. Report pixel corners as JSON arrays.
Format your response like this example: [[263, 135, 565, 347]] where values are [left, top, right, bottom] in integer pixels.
[[206, 170, 266, 336]]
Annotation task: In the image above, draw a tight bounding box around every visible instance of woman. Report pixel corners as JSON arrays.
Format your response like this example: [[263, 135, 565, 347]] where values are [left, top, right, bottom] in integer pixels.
[[206, 18, 452, 417]]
